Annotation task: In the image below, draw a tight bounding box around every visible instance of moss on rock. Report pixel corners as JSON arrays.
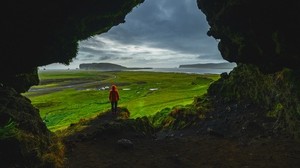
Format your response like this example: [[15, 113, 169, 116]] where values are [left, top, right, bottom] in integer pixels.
[[208, 64, 300, 139]]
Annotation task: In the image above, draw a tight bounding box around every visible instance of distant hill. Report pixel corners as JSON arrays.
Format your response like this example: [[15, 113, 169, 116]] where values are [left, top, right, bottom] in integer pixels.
[[79, 63, 152, 70], [179, 62, 236, 69]]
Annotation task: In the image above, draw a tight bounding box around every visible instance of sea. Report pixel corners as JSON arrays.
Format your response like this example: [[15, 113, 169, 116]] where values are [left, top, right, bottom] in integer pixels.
[[127, 67, 235, 75], [40, 67, 235, 75]]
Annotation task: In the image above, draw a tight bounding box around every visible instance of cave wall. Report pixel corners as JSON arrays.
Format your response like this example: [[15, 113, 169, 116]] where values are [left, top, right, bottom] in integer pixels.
[[1, 0, 144, 93], [197, 0, 300, 138], [0, 1, 144, 167], [0, 86, 53, 167], [1, 0, 300, 166], [197, 0, 300, 73], [208, 64, 300, 138]]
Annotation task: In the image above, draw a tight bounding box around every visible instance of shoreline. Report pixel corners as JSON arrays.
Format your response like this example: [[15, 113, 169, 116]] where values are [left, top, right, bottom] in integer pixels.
[[38, 67, 234, 75]]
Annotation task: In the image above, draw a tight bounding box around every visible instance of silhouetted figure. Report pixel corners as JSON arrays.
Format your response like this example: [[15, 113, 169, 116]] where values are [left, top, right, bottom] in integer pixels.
[[109, 85, 119, 114]]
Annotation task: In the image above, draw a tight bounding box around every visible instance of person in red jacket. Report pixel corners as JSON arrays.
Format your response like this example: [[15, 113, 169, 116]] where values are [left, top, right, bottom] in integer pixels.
[[109, 85, 119, 114]]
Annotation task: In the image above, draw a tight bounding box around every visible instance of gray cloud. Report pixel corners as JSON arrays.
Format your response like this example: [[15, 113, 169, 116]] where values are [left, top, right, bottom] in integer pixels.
[[102, 0, 222, 61], [45, 0, 225, 69], [78, 46, 98, 54], [119, 57, 133, 60], [85, 54, 95, 58]]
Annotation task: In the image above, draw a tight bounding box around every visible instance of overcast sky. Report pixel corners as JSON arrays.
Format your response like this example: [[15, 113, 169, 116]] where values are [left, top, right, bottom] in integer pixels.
[[43, 0, 226, 69]]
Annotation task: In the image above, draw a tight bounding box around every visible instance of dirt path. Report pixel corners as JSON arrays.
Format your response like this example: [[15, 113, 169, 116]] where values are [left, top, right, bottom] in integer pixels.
[[28, 74, 117, 96], [63, 112, 300, 168], [29, 81, 100, 94]]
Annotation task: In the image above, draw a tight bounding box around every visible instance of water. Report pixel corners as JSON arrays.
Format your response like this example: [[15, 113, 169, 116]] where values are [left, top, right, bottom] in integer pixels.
[[39, 67, 235, 75], [128, 67, 235, 74]]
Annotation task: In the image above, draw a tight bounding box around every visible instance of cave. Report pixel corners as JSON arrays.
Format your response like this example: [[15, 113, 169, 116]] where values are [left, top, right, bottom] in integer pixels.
[[1, 0, 300, 167]]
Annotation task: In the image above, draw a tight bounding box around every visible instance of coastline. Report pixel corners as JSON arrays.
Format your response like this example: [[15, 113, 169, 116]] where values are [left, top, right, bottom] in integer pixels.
[[38, 67, 235, 75], [127, 67, 234, 74], [39, 67, 233, 74]]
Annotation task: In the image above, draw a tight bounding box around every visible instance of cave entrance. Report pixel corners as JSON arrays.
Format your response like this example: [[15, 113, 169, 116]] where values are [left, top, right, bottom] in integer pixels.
[[42, 0, 233, 71], [27, 0, 234, 132]]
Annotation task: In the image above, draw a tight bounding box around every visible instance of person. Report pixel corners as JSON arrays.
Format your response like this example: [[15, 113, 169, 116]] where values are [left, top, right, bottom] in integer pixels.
[[109, 85, 119, 114]]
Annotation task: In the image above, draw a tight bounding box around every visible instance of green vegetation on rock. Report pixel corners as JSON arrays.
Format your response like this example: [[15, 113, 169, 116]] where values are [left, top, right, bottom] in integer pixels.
[[208, 64, 300, 139]]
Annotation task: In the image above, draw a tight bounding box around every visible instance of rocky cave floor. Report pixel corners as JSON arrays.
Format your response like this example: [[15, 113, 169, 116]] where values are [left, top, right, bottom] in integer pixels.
[[62, 101, 300, 168]]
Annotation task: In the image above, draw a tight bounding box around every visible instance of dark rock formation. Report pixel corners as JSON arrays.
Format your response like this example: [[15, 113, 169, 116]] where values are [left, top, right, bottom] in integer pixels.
[[79, 63, 127, 70], [208, 64, 300, 139], [0, 1, 144, 167], [0, 86, 53, 167], [117, 138, 134, 149], [197, 0, 300, 73], [179, 62, 236, 69], [79, 62, 153, 70], [1, 0, 144, 93], [197, 0, 300, 139]]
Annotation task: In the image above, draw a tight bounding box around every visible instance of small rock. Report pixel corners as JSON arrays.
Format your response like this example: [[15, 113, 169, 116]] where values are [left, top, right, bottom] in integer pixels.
[[207, 128, 224, 137], [207, 127, 212, 132], [117, 138, 134, 149], [166, 134, 175, 138], [77, 133, 87, 141]]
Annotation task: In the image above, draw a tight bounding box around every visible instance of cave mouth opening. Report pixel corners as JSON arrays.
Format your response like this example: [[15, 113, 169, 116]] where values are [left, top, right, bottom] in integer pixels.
[[21, 0, 232, 131], [22, 0, 239, 132], [41, 0, 233, 71]]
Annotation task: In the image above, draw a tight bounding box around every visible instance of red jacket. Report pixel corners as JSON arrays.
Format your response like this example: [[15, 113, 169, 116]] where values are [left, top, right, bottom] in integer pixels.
[[109, 85, 119, 102]]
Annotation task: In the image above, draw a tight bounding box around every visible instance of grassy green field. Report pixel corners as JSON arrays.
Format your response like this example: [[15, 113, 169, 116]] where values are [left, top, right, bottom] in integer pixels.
[[23, 70, 219, 131]]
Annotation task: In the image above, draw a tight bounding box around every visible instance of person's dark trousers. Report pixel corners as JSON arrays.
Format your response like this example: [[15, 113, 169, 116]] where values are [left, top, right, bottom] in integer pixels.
[[111, 101, 118, 114]]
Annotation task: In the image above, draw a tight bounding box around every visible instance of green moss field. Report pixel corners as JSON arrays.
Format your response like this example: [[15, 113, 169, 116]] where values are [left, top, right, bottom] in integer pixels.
[[23, 70, 219, 131]]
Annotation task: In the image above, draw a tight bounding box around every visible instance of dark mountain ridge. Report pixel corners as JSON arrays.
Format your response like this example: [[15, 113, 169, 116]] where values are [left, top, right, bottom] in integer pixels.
[[179, 62, 236, 69], [79, 62, 152, 70]]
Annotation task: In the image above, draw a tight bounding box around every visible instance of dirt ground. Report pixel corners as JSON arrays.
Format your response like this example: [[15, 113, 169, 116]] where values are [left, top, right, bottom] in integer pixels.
[[63, 112, 300, 168]]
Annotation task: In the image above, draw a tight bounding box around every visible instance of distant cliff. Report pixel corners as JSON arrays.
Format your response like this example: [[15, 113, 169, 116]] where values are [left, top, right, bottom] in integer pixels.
[[79, 63, 127, 70], [179, 62, 236, 69], [79, 63, 152, 70]]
